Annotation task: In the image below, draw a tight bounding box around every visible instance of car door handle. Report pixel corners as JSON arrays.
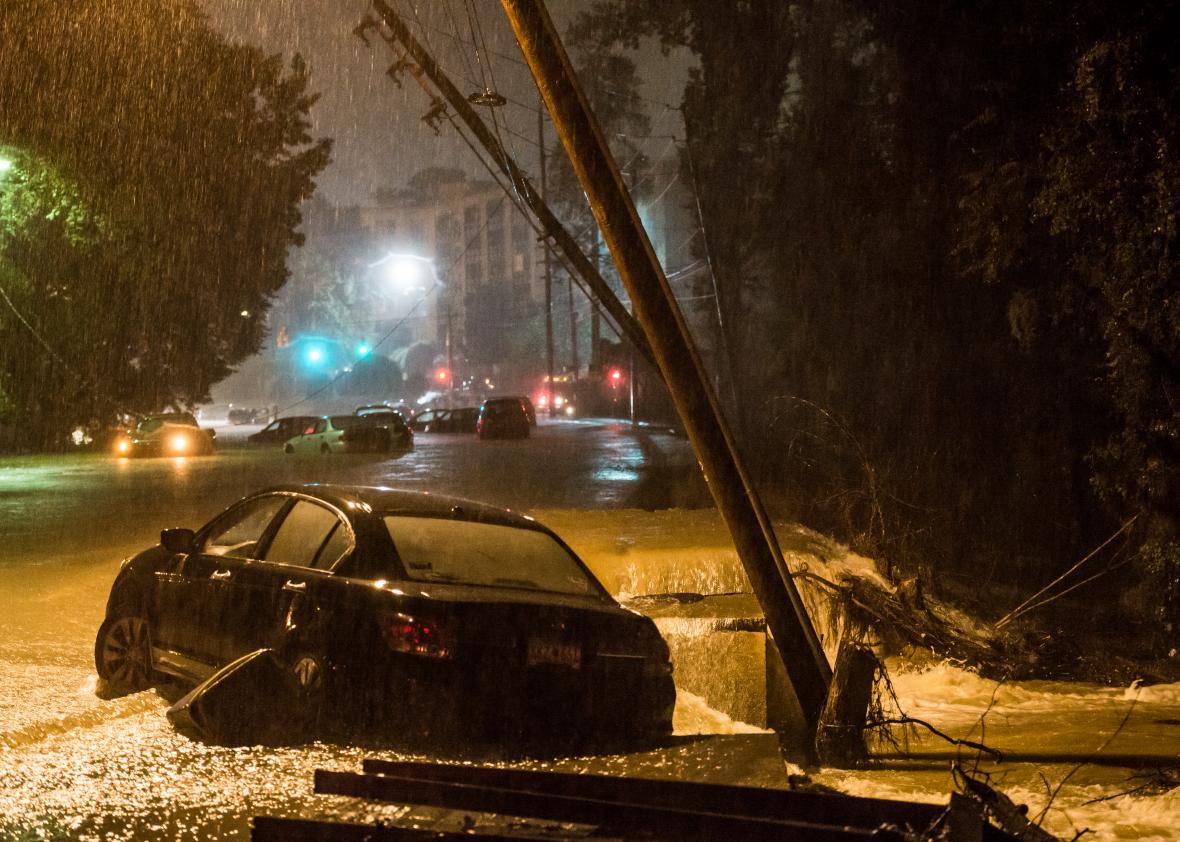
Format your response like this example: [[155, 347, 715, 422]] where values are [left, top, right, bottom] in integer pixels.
[[210, 569, 232, 581], [283, 580, 307, 592]]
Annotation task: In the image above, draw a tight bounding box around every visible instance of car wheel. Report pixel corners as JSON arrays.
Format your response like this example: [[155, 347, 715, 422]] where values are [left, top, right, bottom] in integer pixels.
[[94, 614, 154, 696], [284, 443, 294, 454], [320, 443, 330, 454]]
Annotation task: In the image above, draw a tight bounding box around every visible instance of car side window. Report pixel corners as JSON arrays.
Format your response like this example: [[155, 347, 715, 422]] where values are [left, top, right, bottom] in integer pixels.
[[313, 419, 327, 434], [203, 496, 288, 559], [264, 500, 346, 568], [262, 420, 279, 433], [314, 522, 352, 570]]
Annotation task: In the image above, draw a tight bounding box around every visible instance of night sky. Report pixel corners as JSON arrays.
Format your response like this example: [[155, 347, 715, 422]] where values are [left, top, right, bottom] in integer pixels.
[[201, 1, 691, 205]]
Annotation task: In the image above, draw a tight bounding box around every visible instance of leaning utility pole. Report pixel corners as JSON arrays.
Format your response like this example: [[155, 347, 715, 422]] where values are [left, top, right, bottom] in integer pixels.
[[501, 0, 833, 731], [539, 101, 556, 418], [367, 1, 655, 372]]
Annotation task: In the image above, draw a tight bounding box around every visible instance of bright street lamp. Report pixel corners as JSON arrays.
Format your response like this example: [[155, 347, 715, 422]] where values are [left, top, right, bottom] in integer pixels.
[[372, 252, 438, 295]]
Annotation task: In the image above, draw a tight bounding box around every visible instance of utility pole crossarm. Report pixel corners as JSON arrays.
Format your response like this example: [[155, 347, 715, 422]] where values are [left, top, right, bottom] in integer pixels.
[[369, 0, 656, 370]]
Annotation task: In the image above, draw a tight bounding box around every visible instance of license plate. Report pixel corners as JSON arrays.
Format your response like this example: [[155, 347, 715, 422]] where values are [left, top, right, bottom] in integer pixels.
[[526, 637, 581, 669]]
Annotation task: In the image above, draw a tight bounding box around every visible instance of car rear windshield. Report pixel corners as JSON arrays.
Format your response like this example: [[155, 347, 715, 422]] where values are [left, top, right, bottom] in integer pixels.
[[329, 415, 365, 430], [383, 516, 602, 597], [360, 412, 406, 429]]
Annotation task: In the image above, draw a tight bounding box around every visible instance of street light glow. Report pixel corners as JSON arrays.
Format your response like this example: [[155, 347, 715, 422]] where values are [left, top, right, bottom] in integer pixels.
[[373, 252, 437, 295], [388, 257, 423, 293], [0, 158, 12, 174], [306, 347, 324, 364]]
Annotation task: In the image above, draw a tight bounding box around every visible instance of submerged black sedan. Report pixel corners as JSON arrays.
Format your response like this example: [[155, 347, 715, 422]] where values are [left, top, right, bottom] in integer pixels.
[[94, 485, 675, 746]]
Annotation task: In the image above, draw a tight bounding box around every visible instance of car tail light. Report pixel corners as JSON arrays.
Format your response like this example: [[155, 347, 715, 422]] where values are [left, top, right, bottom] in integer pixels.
[[382, 612, 457, 660]]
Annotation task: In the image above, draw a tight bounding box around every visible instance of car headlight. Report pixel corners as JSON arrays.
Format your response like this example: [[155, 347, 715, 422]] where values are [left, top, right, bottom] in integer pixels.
[[169, 434, 189, 453], [115, 439, 130, 454]]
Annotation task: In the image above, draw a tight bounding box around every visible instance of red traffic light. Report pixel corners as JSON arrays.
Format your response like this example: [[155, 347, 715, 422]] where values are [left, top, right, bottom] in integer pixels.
[[608, 367, 624, 386], [435, 367, 451, 383]]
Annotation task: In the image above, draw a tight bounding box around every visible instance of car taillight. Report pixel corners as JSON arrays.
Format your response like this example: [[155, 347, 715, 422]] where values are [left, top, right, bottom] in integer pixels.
[[382, 612, 457, 660]]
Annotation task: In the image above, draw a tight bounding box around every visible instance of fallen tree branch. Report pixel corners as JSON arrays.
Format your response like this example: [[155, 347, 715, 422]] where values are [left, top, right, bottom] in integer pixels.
[[870, 717, 1004, 762], [953, 763, 1059, 842]]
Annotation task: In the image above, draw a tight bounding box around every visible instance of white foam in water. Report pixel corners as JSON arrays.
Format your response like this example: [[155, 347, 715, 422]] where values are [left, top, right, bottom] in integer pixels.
[[538, 510, 1180, 839], [673, 690, 770, 736]]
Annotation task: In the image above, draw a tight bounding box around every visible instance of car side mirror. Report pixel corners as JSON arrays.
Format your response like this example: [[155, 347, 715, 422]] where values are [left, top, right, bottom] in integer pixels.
[[161, 527, 196, 554]]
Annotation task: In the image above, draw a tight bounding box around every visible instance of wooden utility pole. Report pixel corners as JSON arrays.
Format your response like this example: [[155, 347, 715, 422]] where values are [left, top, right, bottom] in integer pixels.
[[539, 101, 556, 417], [500, 0, 833, 731], [368, 1, 655, 372]]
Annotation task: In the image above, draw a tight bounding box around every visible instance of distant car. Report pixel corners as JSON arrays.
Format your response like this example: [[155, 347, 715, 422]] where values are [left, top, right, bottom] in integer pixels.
[[353, 410, 413, 449], [228, 407, 262, 425], [115, 413, 215, 457], [519, 395, 537, 426], [93, 484, 675, 745], [248, 416, 316, 446], [357, 402, 416, 423], [283, 415, 405, 454], [411, 407, 478, 434], [477, 398, 530, 440]]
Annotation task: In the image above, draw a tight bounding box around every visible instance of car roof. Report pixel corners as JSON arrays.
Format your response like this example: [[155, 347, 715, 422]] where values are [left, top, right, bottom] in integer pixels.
[[254, 484, 546, 531], [143, 412, 198, 424]]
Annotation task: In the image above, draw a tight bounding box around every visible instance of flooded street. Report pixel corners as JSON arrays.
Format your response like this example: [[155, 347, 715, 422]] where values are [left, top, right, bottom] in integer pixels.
[[1, 423, 1179, 840]]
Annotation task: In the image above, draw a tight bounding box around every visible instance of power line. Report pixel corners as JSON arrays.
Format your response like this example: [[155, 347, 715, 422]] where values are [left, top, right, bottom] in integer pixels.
[[0, 279, 88, 387], [404, 8, 682, 113]]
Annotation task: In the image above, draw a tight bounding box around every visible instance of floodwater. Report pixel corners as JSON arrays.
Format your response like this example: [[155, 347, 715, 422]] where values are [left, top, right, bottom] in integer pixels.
[[1, 424, 1178, 840]]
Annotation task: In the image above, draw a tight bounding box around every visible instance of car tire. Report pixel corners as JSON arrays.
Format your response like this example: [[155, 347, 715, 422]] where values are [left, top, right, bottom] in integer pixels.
[[284, 443, 294, 454], [320, 443, 330, 455], [94, 614, 154, 697]]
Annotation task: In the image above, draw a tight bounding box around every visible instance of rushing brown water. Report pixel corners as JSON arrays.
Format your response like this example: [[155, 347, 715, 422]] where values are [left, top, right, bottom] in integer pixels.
[[2, 442, 1178, 840]]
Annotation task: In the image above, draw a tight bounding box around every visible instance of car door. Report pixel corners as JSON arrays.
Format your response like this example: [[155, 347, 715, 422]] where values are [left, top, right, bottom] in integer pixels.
[[412, 410, 436, 433], [257, 419, 281, 441], [153, 494, 289, 668], [294, 418, 325, 453], [219, 498, 355, 660]]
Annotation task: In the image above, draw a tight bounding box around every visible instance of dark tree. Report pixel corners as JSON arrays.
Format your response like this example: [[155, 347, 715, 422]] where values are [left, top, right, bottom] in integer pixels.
[[0, 0, 330, 447], [569, 0, 1180, 642]]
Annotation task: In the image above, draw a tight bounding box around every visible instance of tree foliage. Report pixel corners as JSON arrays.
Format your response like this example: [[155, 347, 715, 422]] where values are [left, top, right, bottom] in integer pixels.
[[0, 0, 330, 445], [571, 0, 1180, 636]]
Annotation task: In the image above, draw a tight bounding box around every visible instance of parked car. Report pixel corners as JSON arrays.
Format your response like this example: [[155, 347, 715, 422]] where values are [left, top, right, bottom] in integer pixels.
[[93, 484, 675, 746], [353, 410, 413, 449], [477, 397, 531, 440], [247, 416, 316, 446], [228, 407, 263, 425], [115, 413, 216, 457], [283, 415, 400, 454], [357, 402, 416, 423], [411, 407, 478, 434], [516, 395, 538, 427]]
